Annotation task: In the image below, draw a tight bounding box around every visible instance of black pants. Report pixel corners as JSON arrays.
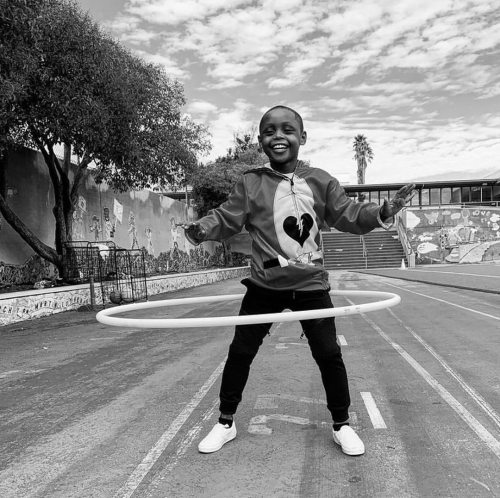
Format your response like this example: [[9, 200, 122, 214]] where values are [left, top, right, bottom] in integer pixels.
[[219, 280, 350, 423]]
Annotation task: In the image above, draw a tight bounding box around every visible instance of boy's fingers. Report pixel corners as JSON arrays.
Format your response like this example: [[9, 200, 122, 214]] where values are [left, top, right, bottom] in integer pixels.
[[406, 190, 417, 202]]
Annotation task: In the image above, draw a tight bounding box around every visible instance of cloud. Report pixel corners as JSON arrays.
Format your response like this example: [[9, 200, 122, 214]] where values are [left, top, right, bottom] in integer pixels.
[[185, 100, 218, 117], [131, 49, 190, 79], [196, 99, 255, 159], [124, 0, 252, 25], [96, 0, 500, 183]]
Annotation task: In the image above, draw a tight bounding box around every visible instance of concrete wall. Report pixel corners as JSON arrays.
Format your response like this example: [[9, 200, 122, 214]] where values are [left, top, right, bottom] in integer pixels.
[[0, 266, 250, 326], [0, 147, 250, 287], [0, 147, 201, 263]]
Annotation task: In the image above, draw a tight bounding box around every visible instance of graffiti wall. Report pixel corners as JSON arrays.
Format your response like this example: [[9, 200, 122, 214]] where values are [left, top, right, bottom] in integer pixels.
[[0, 148, 249, 288], [403, 206, 500, 264]]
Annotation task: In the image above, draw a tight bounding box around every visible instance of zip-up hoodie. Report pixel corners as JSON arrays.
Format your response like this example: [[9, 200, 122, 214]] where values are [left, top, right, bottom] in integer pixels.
[[197, 161, 389, 291]]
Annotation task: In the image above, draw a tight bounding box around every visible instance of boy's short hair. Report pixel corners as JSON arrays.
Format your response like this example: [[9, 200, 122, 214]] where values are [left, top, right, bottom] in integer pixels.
[[259, 105, 304, 133]]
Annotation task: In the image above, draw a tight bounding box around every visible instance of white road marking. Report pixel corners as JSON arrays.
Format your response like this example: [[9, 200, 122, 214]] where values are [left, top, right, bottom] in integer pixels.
[[248, 413, 331, 435], [360, 392, 387, 429], [0, 370, 22, 379], [254, 394, 327, 409], [153, 398, 219, 476], [0, 369, 45, 379], [383, 282, 500, 321], [470, 477, 491, 492], [138, 398, 219, 496], [387, 308, 500, 430], [275, 342, 307, 349], [347, 299, 500, 460], [89, 337, 122, 341], [113, 358, 227, 498], [337, 335, 347, 346]]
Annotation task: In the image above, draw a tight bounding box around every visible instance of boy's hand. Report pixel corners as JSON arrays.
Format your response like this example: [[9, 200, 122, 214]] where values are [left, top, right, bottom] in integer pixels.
[[380, 183, 416, 221], [181, 223, 207, 245]]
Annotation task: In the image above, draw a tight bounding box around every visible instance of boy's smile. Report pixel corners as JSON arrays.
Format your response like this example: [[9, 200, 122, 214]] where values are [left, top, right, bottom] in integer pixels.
[[258, 107, 307, 173]]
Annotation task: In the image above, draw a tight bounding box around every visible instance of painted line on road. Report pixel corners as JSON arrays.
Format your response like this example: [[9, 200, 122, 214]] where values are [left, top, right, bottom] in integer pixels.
[[254, 393, 327, 409], [248, 413, 331, 435], [347, 299, 500, 460], [337, 335, 347, 346], [146, 397, 219, 493], [275, 342, 307, 349], [163, 397, 219, 469], [387, 308, 500, 430], [0, 369, 45, 379], [360, 392, 387, 429], [383, 282, 500, 321], [113, 358, 227, 498]]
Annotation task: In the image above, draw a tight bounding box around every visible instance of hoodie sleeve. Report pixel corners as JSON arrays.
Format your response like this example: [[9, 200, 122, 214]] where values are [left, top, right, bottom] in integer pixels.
[[197, 176, 249, 241], [324, 177, 382, 235]]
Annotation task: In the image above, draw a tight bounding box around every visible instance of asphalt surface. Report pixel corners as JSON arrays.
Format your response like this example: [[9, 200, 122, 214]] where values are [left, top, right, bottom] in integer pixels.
[[355, 262, 500, 294], [0, 264, 499, 497]]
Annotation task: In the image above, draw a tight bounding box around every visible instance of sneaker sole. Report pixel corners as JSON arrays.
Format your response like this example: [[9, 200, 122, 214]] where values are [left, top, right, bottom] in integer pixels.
[[198, 432, 237, 454]]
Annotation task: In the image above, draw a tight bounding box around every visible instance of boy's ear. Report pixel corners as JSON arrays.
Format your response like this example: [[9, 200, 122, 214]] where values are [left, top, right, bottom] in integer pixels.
[[300, 130, 307, 145]]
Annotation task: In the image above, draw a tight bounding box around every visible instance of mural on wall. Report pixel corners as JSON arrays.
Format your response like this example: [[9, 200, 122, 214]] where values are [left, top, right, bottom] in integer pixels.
[[72, 195, 87, 240], [145, 227, 154, 256], [103, 206, 116, 239], [0, 255, 58, 289], [405, 206, 500, 264], [128, 211, 139, 249], [0, 147, 250, 290], [170, 216, 180, 248], [89, 215, 101, 242]]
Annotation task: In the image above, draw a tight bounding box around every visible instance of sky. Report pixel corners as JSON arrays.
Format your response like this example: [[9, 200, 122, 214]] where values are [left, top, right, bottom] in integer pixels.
[[75, 0, 500, 184]]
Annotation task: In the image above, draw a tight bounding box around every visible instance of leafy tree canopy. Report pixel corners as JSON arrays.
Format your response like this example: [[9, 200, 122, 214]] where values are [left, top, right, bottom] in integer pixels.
[[189, 131, 267, 217], [0, 0, 211, 276]]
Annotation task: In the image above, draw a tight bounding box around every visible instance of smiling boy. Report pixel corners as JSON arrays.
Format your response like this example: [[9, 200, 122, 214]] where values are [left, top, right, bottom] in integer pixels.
[[185, 105, 415, 456]]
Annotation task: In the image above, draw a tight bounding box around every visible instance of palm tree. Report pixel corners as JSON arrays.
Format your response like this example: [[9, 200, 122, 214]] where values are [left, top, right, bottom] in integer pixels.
[[353, 134, 374, 185]]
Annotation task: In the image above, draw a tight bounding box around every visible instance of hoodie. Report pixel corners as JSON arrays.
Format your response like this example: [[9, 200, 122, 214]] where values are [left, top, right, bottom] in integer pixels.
[[196, 161, 389, 291]]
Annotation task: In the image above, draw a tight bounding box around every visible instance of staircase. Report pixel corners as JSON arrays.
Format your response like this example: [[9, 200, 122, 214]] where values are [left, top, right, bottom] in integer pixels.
[[322, 229, 406, 270]]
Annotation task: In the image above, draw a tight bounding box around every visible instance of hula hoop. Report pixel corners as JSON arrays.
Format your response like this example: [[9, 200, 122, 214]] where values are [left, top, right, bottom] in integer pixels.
[[96, 290, 400, 329]]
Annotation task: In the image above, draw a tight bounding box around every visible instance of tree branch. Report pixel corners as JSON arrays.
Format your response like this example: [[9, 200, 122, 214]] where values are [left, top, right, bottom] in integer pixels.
[[29, 128, 62, 199], [70, 153, 91, 205], [0, 193, 60, 266]]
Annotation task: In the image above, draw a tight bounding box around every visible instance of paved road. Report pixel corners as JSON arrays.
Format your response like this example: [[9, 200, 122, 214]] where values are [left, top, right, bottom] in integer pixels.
[[1, 269, 499, 497], [357, 262, 500, 294]]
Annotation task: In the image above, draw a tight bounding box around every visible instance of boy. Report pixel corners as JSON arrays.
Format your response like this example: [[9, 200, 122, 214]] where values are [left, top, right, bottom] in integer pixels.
[[185, 105, 415, 456]]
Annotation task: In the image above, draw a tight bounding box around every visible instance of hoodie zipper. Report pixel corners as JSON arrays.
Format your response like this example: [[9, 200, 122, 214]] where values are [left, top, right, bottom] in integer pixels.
[[289, 175, 303, 236], [264, 166, 304, 236]]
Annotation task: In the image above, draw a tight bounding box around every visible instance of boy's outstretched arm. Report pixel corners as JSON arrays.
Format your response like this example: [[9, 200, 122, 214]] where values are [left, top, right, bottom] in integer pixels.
[[179, 177, 249, 245], [379, 183, 416, 222]]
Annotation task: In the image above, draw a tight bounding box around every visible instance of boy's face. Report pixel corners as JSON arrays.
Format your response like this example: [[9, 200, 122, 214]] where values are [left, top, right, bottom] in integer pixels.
[[258, 108, 307, 172]]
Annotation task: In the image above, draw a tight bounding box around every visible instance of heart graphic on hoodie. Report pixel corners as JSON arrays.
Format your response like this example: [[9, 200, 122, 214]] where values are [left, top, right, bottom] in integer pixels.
[[283, 213, 313, 247]]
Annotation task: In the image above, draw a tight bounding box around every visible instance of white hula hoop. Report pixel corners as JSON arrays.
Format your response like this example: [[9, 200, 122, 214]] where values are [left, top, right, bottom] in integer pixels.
[[96, 290, 400, 329]]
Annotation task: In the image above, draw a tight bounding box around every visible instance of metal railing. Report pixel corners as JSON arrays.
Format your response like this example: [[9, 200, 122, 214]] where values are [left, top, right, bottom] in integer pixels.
[[360, 235, 368, 269]]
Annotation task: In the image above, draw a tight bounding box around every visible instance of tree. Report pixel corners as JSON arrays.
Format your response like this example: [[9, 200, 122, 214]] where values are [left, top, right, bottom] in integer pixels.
[[188, 132, 265, 266], [189, 132, 266, 217], [0, 0, 210, 278], [353, 134, 374, 185]]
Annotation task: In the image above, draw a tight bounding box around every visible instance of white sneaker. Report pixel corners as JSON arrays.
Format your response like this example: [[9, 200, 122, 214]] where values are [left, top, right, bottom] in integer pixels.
[[332, 425, 365, 456], [198, 422, 237, 453]]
